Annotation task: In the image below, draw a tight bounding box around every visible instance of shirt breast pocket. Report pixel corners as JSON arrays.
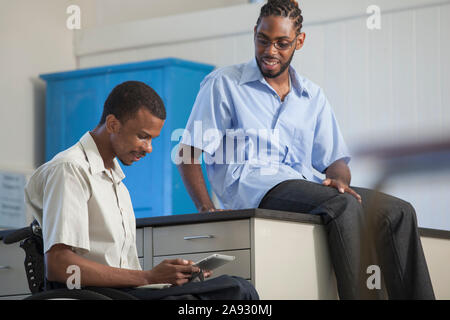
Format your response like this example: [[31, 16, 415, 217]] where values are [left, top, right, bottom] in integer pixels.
[[286, 128, 314, 163]]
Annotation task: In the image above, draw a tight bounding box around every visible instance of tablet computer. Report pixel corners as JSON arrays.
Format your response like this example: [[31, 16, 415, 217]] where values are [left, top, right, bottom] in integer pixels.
[[194, 254, 236, 270]]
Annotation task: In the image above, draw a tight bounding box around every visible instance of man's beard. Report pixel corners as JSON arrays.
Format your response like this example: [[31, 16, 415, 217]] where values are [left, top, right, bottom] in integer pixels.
[[256, 49, 296, 79], [118, 158, 132, 166]]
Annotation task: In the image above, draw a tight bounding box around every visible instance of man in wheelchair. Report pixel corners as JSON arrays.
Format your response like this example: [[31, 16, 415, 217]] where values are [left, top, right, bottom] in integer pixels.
[[15, 81, 258, 300]]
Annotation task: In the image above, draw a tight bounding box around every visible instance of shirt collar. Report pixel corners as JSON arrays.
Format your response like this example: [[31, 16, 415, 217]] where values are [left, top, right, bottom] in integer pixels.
[[79, 132, 126, 181], [239, 58, 311, 99], [239, 58, 264, 85]]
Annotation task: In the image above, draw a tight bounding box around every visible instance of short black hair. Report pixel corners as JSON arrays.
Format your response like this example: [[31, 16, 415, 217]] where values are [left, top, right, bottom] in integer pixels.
[[99, 81, 166, 125], [256, 0, 304, 35]]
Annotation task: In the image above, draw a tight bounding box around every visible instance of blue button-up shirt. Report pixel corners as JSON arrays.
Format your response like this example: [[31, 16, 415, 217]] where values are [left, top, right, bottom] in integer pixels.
[[180, 58, 351, 210]]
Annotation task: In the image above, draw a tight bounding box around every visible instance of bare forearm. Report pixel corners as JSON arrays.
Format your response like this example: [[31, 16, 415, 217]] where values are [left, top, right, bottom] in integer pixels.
[[46, 246, 148, 288], [178, 163, 215, 211], [325, 159, 351, 185], [46, 245, 204, 288], [177, 144, 215, 212], [323, 159, 361, 202]]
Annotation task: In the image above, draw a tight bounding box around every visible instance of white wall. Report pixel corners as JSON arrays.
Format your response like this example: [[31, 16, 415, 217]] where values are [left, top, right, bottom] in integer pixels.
[[73, 0, 450, 230], [89, 0, 247, 27], [0, 0, 98, 228], [0, 0, 96, 173]]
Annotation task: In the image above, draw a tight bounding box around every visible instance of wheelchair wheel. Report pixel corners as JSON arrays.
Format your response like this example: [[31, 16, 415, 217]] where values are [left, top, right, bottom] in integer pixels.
[[24, 288, 113, 300]]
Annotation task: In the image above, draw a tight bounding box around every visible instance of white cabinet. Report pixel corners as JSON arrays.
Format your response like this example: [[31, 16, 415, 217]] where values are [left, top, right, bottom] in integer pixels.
[[139, 215, 338, 299]]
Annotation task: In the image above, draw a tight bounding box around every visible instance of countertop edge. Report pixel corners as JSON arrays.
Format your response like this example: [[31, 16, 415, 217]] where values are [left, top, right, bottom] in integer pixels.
[[135, 208, 324, 228]]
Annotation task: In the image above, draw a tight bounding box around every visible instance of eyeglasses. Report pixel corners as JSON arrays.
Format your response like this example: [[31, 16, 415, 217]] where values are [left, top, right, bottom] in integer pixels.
[[255, 35, 298, 51]]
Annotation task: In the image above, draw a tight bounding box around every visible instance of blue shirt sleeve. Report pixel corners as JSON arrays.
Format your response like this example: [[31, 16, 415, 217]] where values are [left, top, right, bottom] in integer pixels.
[[180, 74, 233, 155], [311, 89, 351, 173]]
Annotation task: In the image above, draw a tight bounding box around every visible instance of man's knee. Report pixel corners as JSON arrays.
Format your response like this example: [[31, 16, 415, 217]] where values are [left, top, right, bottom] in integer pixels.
[[230, 276, 259, 300], [364, 191, 418, 231], [320, 192, 364, 222], [385, 199, 418, 230], [354, 187, 418, 225]]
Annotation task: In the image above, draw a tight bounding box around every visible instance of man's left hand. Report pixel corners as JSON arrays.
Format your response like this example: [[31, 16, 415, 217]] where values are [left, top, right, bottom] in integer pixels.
[[322, 178, 362, 203]]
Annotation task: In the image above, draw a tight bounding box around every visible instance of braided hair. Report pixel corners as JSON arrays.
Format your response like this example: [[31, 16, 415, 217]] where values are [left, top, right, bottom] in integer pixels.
[[256, 0, 304, 35]]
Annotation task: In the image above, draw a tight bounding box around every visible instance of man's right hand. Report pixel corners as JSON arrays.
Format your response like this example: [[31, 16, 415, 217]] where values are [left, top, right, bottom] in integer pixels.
[[199, 205, 225, 213], [146, 258, 201, 286]]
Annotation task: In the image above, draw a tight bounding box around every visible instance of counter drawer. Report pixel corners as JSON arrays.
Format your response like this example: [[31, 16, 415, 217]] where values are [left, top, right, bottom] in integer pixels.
[[153, 220, 250, 256]]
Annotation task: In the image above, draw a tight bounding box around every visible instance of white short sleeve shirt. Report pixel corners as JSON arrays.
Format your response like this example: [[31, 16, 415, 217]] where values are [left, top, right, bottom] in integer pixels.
[[25, 132, 141, 271]]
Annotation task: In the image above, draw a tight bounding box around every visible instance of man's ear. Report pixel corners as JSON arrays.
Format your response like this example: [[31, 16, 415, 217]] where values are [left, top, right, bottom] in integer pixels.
[[296, 32, 306, 50], [105, 114, 121, 134]]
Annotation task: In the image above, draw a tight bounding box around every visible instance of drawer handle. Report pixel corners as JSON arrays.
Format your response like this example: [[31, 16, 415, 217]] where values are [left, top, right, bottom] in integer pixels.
[[183, 235, 214, 240], [0, 265, 11, 270]]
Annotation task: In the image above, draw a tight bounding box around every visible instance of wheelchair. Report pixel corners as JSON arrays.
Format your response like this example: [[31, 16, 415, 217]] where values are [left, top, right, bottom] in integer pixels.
[[2, 220, 138, 300]]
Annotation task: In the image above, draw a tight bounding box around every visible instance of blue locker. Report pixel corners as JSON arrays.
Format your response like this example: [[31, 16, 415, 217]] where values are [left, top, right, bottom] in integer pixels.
[[40, 58, 215, 218]]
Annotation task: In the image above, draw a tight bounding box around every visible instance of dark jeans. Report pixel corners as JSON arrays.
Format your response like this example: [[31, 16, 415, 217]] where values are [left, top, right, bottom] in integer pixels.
[[118, 275, 259, 300], [46, 275, 258, 300], [258, 179, 435, 300]]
